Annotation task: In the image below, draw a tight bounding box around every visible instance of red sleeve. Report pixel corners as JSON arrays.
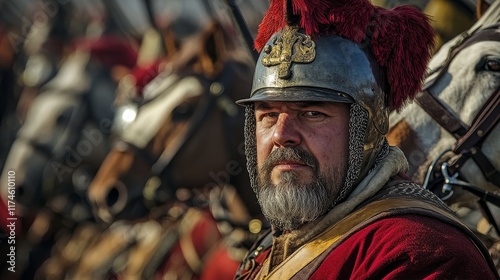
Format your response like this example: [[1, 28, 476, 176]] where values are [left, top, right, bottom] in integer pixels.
[[310, 215, 497, 280], [200, 245, 241, 280]]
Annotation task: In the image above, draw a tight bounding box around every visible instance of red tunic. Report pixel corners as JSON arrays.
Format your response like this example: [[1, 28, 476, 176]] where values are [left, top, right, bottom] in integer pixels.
[[242, 215, 496, 279], [309, 215, 496, 279]]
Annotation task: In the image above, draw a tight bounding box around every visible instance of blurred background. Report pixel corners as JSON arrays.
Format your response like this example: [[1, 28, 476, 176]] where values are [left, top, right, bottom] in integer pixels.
[[0, 0, 487, 279]]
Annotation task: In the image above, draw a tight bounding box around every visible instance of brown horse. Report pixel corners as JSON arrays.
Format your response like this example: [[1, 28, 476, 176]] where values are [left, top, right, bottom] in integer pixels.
[[34, 21, 264, 279], [87, 21, 259, 223]]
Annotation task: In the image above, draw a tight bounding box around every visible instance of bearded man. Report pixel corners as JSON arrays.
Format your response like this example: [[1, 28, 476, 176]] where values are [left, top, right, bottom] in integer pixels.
[[234, 0, 499, 279]]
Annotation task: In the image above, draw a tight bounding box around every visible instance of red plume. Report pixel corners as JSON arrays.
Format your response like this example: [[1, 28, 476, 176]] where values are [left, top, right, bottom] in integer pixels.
[[74, 35, 138, 69], [255, 0, 435, 111]]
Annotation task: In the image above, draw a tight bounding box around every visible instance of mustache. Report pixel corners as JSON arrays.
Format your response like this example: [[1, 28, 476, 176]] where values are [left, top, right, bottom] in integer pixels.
[[261, 147, 318, 173]]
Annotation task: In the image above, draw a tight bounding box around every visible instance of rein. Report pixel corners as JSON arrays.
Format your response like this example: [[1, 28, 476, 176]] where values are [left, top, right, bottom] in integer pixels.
[[415, 24, 500, 187]]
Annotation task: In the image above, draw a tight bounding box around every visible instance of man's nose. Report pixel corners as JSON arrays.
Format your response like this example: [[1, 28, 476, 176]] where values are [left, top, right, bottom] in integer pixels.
[[272, 114, 301, 147]]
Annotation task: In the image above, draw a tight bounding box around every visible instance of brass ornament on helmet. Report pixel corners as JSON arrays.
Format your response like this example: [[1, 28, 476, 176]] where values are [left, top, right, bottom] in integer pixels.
[[261, 26, 316, 79]]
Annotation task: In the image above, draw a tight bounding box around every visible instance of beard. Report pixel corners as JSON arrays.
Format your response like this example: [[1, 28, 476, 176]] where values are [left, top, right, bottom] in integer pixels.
[[257, 147, 346, 231]]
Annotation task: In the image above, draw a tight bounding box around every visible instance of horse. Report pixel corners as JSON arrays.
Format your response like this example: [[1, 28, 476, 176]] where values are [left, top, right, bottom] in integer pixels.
[[387, 0, 500, 268], [33, 20, 264, 280], [86, 21, 260, 222], [0, 21, 141, 280], [0, 33, 139, 214]]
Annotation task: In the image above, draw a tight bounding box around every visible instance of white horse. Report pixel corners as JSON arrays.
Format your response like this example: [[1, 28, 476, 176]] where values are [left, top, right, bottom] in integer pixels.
[[0, 49, 117, 219], [387, 0, 500, 262]]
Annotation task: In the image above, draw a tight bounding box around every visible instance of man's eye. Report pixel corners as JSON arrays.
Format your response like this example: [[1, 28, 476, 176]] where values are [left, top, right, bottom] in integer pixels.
[[265, 112, 279, 118], [256, 112, 279, 127], [257, 112, 278, 120], [304, 111, 322, 117]]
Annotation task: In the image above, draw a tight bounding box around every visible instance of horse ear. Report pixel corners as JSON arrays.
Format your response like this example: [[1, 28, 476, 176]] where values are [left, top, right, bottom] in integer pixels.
[[476, 0, 491, 19], [198, 21, 228, 77], [162, 27, 181, 60]]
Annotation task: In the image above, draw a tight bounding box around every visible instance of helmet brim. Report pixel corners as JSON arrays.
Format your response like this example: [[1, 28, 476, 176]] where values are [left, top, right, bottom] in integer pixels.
[[236, 87, 353, 106]]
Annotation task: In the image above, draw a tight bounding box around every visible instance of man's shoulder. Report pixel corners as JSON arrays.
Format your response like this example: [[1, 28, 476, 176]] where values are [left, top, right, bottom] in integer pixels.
[[312, 214, 497, 279], [308, 197, 498, 278], [341, 214, 475, 251], [341, 196, 485, 257]]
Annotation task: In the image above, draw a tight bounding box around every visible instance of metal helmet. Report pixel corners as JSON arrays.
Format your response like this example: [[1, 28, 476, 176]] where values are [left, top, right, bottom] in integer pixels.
[[237, 26, 388, 184], [237, 0, 434, 204]]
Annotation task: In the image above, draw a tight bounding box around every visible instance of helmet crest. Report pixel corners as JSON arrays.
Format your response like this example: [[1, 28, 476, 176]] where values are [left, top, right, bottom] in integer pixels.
[[255, 0, 435, 111]]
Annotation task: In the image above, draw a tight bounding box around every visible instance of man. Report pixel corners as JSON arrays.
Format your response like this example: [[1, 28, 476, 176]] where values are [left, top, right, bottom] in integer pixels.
[[234, 0, 499, 279]]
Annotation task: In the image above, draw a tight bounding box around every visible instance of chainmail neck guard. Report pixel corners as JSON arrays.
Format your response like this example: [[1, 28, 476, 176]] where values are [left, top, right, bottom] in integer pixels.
[[244, 103, 388, 209]]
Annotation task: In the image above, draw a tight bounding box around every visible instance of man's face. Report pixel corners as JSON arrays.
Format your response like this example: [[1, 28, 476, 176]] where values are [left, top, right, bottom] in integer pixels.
[[254, 101, 350, 230]]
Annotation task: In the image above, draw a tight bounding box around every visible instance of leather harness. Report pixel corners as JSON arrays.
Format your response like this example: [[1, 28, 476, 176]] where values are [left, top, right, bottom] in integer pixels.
[[414, 24, 500, 186]]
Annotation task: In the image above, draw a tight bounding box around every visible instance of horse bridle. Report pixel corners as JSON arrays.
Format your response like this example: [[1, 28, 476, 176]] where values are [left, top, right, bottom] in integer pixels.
[[415, 24, 500, 234]]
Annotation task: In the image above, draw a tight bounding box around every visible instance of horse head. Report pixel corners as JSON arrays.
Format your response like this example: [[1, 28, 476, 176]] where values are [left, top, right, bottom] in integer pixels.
[[87, 21, 259, 224], [0, 36, 134, 221], [387, 0, 500, 244]]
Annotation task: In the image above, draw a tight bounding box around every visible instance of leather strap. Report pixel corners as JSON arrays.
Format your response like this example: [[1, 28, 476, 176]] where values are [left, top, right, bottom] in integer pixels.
[[451, 90, 500, 183], [258, 198, 497, 280], [453, 90, 500, 152], [414, 90, 468, 138]]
